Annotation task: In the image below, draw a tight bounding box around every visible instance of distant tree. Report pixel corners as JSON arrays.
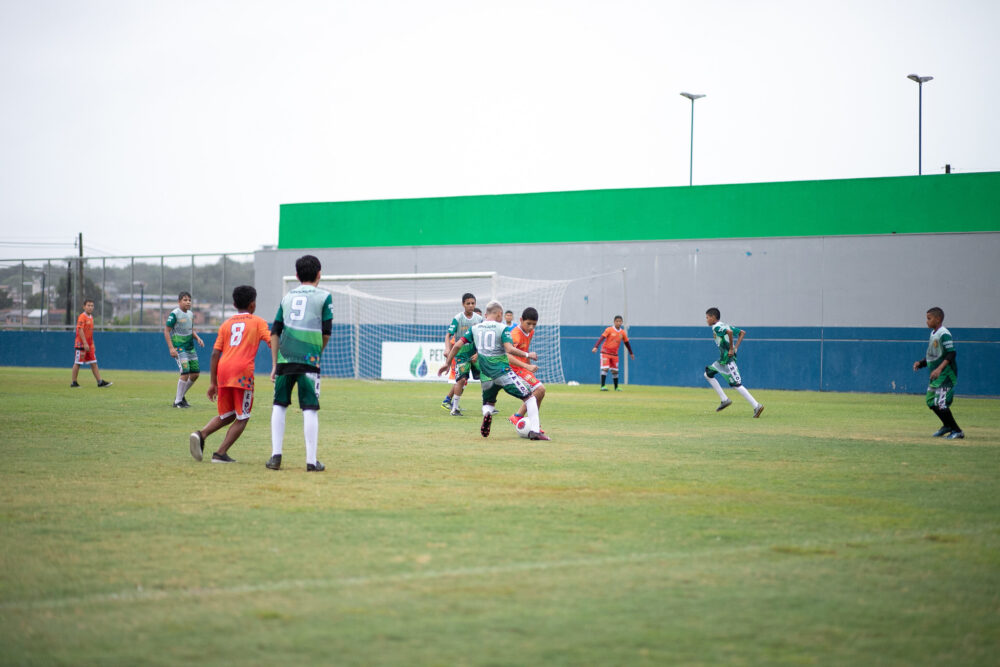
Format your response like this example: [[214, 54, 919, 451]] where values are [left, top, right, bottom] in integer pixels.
[[0, 289, 13, 309]]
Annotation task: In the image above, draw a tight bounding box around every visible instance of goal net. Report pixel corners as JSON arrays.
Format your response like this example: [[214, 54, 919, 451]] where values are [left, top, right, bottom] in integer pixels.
[[281, 272, 571, 383]]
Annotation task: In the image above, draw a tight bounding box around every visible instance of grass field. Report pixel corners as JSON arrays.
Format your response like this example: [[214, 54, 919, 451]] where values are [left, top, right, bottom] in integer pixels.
[[1, 366, 999, 666]]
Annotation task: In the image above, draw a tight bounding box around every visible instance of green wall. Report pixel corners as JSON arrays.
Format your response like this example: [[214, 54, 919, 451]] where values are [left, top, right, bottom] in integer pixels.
[[279, 172, 1000, 249]]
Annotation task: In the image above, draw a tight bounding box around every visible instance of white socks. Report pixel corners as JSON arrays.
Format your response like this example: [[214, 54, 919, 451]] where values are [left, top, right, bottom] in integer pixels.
[[524, 396, 540, 432], [736, 385, 759, 408], [705, 373, 727, 400], [271, 404, 287, 456], [175, 379, 187, 403], [304, 409, 319, 465], [272, 404, 320, 463], [451, 395, 461, 414]]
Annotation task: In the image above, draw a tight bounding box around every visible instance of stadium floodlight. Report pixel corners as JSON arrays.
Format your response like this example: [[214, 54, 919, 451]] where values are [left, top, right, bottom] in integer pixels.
[[906, 74, 933, 175], [680, 92, 706, 186]]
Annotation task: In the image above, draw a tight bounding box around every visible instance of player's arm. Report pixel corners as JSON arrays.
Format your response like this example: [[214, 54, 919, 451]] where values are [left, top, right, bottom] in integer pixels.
[[623, 338, 635, 359], [732, 329, 745, 355], [270, 319, 283, 382], [913, 357, 927, 371], [207, 348, 221, 401], [163, 324, 177, 357], [929, 347, 956, 381], [504, 341, 537, 361], [725, 329, 735, 362], [320, 295, 333, 353], [592, 335, 606, 353], [507, 354, 538, 373], [77, 320, 90, 352], [438, 336, 468, 375], [193, 327, 205, 347]]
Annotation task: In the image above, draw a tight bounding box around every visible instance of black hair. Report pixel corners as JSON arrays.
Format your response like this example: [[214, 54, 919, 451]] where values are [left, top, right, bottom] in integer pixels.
[[232, 285, 257, 310], [83, 298, 94, 306], [614, 314, 624, 321], [521, 307, 538, 321], [178, 291, 192, 301], [296, 255, 321, 283], [927, 306, 945, 321], [504, 310, 513, 315], [473, 307, 482, 314], [706, 307, 721, 319], [462, 293, 476, 303]]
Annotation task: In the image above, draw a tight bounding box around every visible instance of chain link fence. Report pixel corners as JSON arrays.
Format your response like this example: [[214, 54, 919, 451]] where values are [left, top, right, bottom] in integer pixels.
[[0, 253, 254, 331]]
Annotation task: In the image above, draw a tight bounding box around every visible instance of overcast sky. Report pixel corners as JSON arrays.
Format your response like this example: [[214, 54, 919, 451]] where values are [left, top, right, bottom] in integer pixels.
[[1, 0, 997, 260]]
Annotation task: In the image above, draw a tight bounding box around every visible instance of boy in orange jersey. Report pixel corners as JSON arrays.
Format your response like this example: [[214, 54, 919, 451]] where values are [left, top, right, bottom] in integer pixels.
[[591, 315, 635, 391], [507, 307, 546, 429], [70, 299, 112, 388], [188, 285, 272, 463]]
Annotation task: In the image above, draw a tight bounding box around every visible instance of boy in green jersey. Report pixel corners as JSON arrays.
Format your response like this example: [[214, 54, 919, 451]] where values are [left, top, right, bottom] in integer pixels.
[[441, 293, 483, 416], [163, 291, 205, 408], [704, 308, 764, 417], [267, 255, 334, 472], [438, 300, 548, 440], [913, 306, 963, 439]]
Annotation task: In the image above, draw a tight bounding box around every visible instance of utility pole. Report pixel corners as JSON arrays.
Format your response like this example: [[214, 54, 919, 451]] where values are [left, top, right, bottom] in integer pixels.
[[77, 232, 84, 317]]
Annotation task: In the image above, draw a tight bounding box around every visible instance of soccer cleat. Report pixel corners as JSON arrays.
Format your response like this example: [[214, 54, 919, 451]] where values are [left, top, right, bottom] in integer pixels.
[[451, 408, 463, 417], [189, 431, 204, 461], [599, 386, 609, 392], [211, 452, 236, 463], [173, 401, 185, 409], [509, 414, 522, 426], [441, 397, 452, 410], [614, 386, 622, 391], [179, 397, 191, 408], [480, 413, 492, 438], [307, 461, 325, 472], [70, 381, 80, 387], [753, 404, 765, 418], [946, 431, 965, 440], [97, 380, 112, 387], [931, 426, 952, 437], [266, 454, 282, 470], [716, 399, 733, 412], [528, 431, 551, 441]]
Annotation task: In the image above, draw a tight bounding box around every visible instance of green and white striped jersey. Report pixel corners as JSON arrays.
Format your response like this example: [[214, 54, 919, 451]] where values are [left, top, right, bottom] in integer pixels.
[[926, 326, 958, 379], [274, 285, 334, 369], [463, 319, 513, 380], [165, 308, 195, 351], [447, 311, 483, 360], [711, 321, 743, 363]]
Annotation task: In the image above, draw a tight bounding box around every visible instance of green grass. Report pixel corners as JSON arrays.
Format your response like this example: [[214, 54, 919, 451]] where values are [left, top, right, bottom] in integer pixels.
[[2, 366, 999, 666]]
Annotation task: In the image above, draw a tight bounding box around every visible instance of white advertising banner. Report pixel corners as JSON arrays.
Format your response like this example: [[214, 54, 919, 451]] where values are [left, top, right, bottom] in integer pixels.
[[380, 342, 451, 382]]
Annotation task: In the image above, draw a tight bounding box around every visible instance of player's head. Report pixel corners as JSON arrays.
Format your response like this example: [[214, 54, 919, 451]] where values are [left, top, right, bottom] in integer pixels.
[[461, 293, 476, 313], [83, 299, 94, 313], [926, 306, 944, 329], [504, 310, 513, 323], [613, 315, 623, 328], [295, 255, 322, 283], [705, 307, 721, 325], [520, 307, 538, 333], [473, 307, 482, 314], [484, 300, 503, 320], [233, 285, 257, 312], [177, 291, 192, 310]]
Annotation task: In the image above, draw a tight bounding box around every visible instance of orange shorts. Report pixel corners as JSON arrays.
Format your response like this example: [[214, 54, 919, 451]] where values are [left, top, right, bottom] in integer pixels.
[[600, 353, 619, 371], [74, 347, 96, 365], [218, 386, 254, 420], [512, 367, 542, 390]]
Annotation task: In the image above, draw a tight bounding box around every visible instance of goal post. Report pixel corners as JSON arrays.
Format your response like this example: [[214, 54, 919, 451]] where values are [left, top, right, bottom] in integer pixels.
[[280, 272, 571, 383]]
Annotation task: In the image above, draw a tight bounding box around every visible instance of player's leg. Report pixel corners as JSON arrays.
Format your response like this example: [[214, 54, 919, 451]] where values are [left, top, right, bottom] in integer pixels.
[[71, 350, 82, 385], [724, 361, 763, 417], [90, 361, 110, 386], [928, 383, 962, 438], [182, 356, 201, 405], [269, 374, 295, 469], [480, 381, 501, 437], [704, 363, 730, 409], [191, 392, 236, 462], [452, 360, 471, 415], [175, 354, 190, 406], [298, 372, 323, 470], [599, 354, 610, 390], [214, 388, 254, 460]]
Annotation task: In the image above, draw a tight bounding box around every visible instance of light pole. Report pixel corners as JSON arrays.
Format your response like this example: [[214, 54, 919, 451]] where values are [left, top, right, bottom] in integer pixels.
[[907, 74, 933, 175], [134, 281, 145, 328], [680, 92, 705, 186]]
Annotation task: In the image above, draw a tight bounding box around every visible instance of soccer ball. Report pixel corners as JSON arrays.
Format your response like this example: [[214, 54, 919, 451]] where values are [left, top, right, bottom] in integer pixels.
[[515, 418, 532, 438]]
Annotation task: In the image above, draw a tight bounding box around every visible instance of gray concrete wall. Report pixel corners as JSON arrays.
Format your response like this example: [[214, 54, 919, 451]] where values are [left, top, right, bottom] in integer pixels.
[[255, 232, 1000, 329]]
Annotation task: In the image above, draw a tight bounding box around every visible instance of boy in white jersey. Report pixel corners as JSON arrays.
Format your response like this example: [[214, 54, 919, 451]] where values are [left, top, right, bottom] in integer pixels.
[[163, 291, 205, 408], [267, 255, 334, 472], [441, 293, 483, 416], [912, 306, 963, 439], [438, 300, 549, 441], [703, 307, 764, 417]]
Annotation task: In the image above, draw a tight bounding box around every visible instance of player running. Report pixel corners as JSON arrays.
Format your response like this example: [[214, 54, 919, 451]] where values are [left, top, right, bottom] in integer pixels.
[[703, 307, 764, 417], [70, 299, 112, 388], [164, 291, 205, 408], [438, 300, 548, 440], [441, 293, 483, 416], [188, 285, 272, 463], [592, 315, 634, 391], [507, 307, 546, 431]]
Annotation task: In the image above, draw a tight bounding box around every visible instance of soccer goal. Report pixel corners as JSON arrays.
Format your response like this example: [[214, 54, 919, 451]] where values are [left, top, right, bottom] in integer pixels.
[[280, 272, 571, 383]]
